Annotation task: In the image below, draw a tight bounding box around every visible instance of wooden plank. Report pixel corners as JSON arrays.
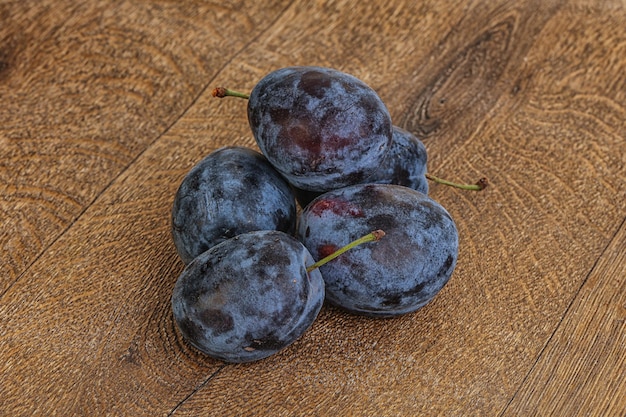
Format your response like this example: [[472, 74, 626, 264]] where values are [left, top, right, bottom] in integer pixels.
[[0, 0, 291, 292], [502, 218, 626, 416], [0, 1, 624, 416], [503, 8, 626, 400]]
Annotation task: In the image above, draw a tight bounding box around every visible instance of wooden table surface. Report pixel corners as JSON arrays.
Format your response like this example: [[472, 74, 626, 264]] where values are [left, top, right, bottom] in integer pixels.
[[2, 1, 625, 415]]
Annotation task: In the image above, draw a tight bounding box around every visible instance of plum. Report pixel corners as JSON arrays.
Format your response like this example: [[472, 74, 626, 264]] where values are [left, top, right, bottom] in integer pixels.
[[247, 66, 392, 192], [297, 184, 458, 317], [366, 126, 429, 194], [171, 230, 325, 363], [171, 146, 297, 264]]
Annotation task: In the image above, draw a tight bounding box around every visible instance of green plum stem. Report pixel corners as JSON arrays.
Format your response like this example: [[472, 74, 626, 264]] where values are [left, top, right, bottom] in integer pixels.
[[306, 230, 385, 273], [425, 173, 489, 191], [212, 87, 250, 99]]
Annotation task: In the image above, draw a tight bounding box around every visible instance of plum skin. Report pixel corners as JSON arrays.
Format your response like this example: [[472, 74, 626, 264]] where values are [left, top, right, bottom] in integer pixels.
[[297, 184, 458, 318], [171, 230, 325, 363], [293, 125, 430, 208], [171, 146, 297, 264], [366, 126, 429, 195], [248, 66, 392, 192]]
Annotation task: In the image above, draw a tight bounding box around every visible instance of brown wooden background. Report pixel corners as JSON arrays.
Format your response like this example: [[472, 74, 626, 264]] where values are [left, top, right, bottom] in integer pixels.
[[1, 0, 625, 415]]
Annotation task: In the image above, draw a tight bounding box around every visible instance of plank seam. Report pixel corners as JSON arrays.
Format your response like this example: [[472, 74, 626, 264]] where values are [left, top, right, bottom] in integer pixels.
[[499, 214, 626, 416], [167, 364, 228, 416]]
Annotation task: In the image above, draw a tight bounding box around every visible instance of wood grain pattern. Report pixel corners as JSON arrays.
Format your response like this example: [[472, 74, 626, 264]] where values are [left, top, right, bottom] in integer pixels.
[[0, 0, 624, 416], [503, 218, 626, 416], [0, 0, 290, 292]]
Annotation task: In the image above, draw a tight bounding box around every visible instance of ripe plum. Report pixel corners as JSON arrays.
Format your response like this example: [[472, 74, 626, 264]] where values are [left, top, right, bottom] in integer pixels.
[[171, 230, 325, 363], [366, 126, 429, 194], [297, 184, 458, 317], [247, 66, 392, 192], [171, 146, 296, 264]]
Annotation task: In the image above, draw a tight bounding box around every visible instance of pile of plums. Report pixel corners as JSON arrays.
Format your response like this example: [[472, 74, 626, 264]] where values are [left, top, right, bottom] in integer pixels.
[[170, 66, 482, 363]]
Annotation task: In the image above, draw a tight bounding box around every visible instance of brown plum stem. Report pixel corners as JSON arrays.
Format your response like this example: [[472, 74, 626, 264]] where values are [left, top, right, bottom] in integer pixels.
[[212, 87, 250, 99], [306, 230, 385, 273], [425, 173, 489, 191]]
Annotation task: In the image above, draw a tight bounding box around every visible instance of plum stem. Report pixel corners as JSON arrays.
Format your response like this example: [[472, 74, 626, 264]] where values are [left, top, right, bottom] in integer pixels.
[[212, 87, 250, 99], [425, 173, 489, 191], [306, 230, 385, 273]]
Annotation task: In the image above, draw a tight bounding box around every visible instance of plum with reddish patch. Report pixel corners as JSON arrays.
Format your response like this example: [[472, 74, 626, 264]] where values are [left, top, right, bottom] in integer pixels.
[[297, 184, 458, 317], [248, 66, 392, 192], [171, 230, 325, 363]]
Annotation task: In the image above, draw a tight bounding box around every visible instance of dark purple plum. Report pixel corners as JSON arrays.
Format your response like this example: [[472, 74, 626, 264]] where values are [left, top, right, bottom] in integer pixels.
[[171, 146, 296, 264], [366, 126, 429, 194], [247, 66, 392, 192], [297, 184, 458, 318], [171, 230, 325, 363]]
